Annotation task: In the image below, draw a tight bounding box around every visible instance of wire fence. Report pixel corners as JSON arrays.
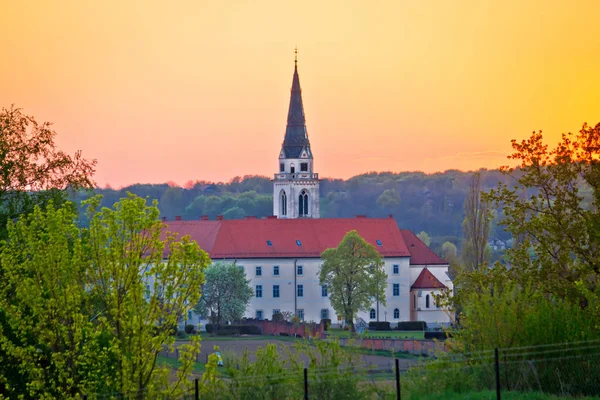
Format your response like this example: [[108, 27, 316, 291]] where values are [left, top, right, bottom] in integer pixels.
[[83, 339, 600, 399]]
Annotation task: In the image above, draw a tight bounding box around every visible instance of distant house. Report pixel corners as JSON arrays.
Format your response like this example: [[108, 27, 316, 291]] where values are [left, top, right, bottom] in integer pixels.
[[488, 237, 506, 252]]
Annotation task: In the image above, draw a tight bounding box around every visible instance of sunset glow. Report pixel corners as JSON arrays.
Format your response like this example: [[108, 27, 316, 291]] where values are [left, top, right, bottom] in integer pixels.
[[2, 0, 599, 187]]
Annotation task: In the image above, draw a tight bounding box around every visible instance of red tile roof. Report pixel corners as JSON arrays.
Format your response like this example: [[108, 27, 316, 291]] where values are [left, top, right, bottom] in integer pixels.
[[400, 230, 447, 265], [411, 268, 446, 289], [163, 217, 413, 259]]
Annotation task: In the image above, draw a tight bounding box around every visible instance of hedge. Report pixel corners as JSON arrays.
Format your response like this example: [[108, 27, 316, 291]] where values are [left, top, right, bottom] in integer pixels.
[[184, 324, 196, 334], [320, 318, 332, 330], [368, 321, 391, 331], [424, 331, 450, 340], [396, 321, 427, 331]]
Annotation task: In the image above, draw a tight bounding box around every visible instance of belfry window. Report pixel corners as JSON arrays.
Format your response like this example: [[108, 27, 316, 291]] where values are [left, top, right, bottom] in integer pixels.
[[280, 190, 287, 216], [300, 163, 308, 172], [298, 190, 309, 216]]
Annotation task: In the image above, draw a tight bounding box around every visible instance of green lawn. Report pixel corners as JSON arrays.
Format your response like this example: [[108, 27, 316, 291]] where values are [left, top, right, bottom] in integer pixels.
[[328, 328, 425, 340], [157, 355, 207, 374], [176, 333, 299, 342], [402, 390, 600, 400]]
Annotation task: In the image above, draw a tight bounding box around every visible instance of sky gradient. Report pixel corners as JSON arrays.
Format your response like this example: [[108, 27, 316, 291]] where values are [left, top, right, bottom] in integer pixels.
[[2, 0, 599, 188]]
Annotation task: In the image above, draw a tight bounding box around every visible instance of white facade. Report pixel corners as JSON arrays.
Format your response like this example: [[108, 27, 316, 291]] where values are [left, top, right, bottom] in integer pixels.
[[409, 265, 454, 325]]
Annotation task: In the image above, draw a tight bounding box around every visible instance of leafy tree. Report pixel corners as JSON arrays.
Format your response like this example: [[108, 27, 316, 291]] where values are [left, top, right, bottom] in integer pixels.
[[84, 193, 210, 398], [486, 122, 600, 305], [416, 231, 431, 246], [0, 203, 113, 398], [376, 188, 400, 208], [195, 262, 253, 329], [461, 172, 492, 272], [0, 105, 96, 240], [319, 230, 387, 333]]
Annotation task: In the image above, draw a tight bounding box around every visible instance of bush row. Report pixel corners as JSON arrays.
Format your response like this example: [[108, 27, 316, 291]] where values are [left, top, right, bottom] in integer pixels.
[[368, 321, 392, 331], [205, 324, 262, 335], [396, 321, 427, 331]]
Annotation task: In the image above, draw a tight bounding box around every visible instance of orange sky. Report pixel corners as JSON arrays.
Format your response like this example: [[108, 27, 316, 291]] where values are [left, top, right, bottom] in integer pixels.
[[2, 0, 599, 188]]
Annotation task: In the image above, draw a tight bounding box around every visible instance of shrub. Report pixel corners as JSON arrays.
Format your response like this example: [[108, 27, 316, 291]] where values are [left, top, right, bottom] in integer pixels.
[[320, 318, 332, 331], [397, 321, 427, 331], [272, 313, 284, 322], [424, 331, 449, 340], [184, 324, 196, 334], [176, 330, 186, 339], [368, 321, 391, 331]]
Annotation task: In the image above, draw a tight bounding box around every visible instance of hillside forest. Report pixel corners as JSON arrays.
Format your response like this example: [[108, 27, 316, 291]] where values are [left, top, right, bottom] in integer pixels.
[[73, 169, 515, 256]]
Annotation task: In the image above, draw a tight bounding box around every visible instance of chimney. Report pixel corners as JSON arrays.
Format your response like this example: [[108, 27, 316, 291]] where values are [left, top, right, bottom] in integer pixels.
[[200, 215, 208, 220], [388, 214, 394, 219], [245, 216, 257, 219], [216, 215, 224, 220], [161, 216, 167, 222], [175, 216, 182, 221], [356, 215, 366, 218], [266, 215, 278, 219]]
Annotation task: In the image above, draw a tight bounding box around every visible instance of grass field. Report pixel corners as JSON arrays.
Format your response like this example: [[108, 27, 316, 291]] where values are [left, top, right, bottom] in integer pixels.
[[327, 328, 425, 340], [403, 390, 600, 400]]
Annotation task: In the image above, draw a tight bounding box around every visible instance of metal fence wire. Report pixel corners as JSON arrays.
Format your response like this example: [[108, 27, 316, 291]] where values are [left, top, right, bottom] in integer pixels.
[[83, 340, 600, 399]]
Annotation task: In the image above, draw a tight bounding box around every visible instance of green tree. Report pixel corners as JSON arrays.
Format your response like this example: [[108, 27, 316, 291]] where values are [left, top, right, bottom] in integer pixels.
[[0, 203, 113, 398], [461, 172, 492, 272], [376, 188, 400, 208], [195, 262, 254, 329], [84, 193, 210, 398], [319, 230, 387, 333], [0, 105, 96, 240], [416, 231, 431, 246]]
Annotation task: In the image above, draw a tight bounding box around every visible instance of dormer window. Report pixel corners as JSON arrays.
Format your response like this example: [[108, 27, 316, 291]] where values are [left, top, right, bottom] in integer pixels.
[[300, 163, 308, 172], [376, 240, 382, 246], [296, 240, 302, 246], [267, 240, 273, 246]]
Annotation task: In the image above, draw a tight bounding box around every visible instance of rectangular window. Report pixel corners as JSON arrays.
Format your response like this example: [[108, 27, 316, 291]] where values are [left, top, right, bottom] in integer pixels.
[[255, 285, 263, 298], [256, 310, 263, 320], [321, 284, 328, 297], [280, 163, 285, 172], [320, 309, 329, 319], [297, 309, 304, 321], [300, 163, 308, 171], [273, 309, 280, 317], [393, 283, 400, 297], [297, 284, 304, 297], [296, 265, 303, 276], [255, 266, 262, 276], [273, 285, 280, 298], [392, 264, 399, 274], [273, 266, 280, 276]]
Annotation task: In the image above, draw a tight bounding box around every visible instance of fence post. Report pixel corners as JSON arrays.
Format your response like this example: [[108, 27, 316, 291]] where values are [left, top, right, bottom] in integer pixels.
[[494, 348, 501, 400], [395, 358, 401, 400], [304, 367, 308, 400], [195, 378, 199, 400]]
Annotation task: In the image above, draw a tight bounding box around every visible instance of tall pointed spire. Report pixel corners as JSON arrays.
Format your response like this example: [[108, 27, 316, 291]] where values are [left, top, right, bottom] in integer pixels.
[[282, 48, 311, 158]]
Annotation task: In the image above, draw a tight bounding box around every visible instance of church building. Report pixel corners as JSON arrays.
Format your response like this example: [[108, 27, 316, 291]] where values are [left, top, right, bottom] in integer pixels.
[[165, 55, 453, 327]]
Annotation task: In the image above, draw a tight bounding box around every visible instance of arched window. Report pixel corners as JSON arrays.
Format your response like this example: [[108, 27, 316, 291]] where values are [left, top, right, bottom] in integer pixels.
[[280, 190, 287, 216], [369, 308, 376, 320], [298, 190, 309, 216], [393, 308, 400, 319], [425, 294, 430, 309]]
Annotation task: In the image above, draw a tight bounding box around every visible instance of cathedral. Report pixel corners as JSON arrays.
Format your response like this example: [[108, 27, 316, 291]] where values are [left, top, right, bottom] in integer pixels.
[[165, 55, 453, 327]]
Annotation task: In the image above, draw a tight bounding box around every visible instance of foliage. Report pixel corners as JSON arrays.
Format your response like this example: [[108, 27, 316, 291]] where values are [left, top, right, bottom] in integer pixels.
[[0, 105, 96, 241], [416, 231, 431, 246], [184, 324, 196, 334], [368, 321, 391, 331], [200, 339, 391, 400], [0, 194, 210, 398], [461, 172, 492, 272], [195, 262, 253, 329], [0, 203, 113, 399], [319, 230, 387, 332]]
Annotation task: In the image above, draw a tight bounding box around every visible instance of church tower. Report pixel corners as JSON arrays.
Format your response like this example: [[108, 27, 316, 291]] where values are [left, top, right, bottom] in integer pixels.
[[273, 51, 320, 219]]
